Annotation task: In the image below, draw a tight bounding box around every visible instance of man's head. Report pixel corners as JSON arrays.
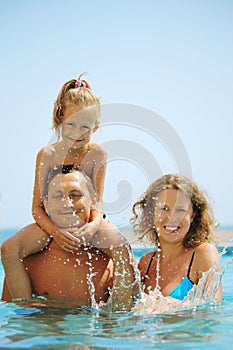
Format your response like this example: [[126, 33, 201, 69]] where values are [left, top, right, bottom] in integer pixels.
[[44, 165, 96, 229]]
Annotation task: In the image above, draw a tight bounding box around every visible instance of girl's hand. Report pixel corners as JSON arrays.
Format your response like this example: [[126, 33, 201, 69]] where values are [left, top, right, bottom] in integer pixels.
[[72, 222, 99, 245], [53, 229, 81, 252]]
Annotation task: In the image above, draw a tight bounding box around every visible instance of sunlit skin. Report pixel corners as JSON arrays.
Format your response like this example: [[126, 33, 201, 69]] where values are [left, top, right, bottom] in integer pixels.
[[2, 241, 114, 306], [2, 171, 135, 309], [153, 189, 194, 246], [2, 172, 113, 304], [1, 78, 131, 302], [31, 104, 106, 252], [44, 172, 93, 232], [138, 189, 222, 303], [0, 104, 107, 300], [61, 105, 99, 152]]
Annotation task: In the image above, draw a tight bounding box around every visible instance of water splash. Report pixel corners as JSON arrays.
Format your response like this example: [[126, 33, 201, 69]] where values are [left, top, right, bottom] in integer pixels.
[[133, 255, 232, 315], [86, 252, 99, 311], [99, 245, 142, 313]]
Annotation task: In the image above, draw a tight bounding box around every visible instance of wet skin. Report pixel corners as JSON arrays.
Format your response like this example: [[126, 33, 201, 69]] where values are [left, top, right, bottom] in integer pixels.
[[2, 171, 114, 305]]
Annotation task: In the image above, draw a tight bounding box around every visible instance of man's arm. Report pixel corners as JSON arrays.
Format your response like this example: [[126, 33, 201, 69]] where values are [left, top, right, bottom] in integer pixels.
[[91, 220, 136, 311]]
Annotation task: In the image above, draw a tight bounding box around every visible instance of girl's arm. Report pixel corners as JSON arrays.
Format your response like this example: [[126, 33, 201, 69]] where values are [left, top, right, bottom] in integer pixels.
[[76, 144, 107, 241], [90, 143, 107, 222], [1, 146, 77, 300], [32, 148, 79, 252]]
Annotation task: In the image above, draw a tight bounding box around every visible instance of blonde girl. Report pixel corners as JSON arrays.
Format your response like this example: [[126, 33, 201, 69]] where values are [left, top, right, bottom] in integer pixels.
[[1, 74, 109, 299]]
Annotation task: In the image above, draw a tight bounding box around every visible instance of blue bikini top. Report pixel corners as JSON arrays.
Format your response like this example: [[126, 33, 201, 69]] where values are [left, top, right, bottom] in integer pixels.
[[142, 251, 195, 300]]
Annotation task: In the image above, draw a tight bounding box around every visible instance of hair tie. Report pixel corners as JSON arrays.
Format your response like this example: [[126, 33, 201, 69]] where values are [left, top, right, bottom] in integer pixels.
[[74, 80, 86, 88]]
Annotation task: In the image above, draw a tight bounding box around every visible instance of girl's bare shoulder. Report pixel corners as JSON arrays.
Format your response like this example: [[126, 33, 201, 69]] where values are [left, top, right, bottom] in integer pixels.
[[37, 142, 61, 158], [86, 143, 107, 166], [89, 142, 107, 156]]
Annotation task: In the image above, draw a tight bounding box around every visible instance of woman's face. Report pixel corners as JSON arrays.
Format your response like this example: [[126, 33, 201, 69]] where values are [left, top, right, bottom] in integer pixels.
[[153, 189, 193, 245]]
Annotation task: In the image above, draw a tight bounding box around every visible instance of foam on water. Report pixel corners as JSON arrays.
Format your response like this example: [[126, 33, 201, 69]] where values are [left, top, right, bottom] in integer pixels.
[[133, 250, 232, 315], [1, 229, 233, 349], [0, 243, 233, 349]]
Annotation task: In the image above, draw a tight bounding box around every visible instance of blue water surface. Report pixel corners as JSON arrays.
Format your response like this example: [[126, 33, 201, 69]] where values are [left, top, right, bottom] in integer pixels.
[[0, 229, 232, 349]]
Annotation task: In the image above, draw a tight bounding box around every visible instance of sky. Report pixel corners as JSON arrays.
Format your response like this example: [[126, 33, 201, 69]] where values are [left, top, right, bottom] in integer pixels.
[[0, 0, 233, 230]]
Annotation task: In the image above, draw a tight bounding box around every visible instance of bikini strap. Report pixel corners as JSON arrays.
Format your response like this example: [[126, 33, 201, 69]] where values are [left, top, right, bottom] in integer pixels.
[[141, 251, 156, 285], [187, 251, 195, 279]]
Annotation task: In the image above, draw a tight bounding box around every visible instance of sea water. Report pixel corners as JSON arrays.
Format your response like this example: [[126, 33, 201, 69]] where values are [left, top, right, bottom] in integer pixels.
[[0, 229, 232, 349]]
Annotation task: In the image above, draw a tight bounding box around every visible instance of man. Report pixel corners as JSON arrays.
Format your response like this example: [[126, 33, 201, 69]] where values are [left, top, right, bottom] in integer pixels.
[[2, 166, 135, 310]]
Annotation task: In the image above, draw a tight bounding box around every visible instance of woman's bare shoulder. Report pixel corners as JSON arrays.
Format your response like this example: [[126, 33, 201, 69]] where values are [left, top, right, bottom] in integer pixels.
[[194, 242, 219, 270], [138, 250, 155, 270], [195, 242, 218, 256]]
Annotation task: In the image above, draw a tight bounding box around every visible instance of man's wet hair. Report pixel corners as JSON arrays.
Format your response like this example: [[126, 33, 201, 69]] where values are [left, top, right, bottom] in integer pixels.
[[44, 164, 96, 199]]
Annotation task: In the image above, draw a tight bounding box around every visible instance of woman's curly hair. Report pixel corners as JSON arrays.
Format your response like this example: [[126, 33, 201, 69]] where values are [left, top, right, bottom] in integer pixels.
[[131, 174, 218, 248]]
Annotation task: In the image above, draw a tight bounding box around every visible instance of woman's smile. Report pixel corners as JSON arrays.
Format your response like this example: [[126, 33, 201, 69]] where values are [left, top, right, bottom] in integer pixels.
[[154, 189, 193, 243], [164, 225, 180, 233]]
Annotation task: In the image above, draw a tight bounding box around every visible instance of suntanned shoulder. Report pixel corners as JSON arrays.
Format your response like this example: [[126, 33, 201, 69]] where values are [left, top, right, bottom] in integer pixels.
[[139, 251, 155, 262], [195, 242, 219, 258], [36, 142, 65, 167], [90, 220, 128, 253], [138, 251, 155, 275], [194, 242, 220, 275], [36, 145, 55, 160], [87, 143, 107, 170], [89, 142, 107, 155]]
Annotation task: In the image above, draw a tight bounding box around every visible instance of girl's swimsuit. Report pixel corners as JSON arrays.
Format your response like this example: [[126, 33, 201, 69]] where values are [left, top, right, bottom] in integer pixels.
[[142, 251, 195, 300]]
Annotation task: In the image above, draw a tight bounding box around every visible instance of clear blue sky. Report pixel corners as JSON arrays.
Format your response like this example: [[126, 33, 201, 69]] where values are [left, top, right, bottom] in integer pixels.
[[1, 0, 233, 230]]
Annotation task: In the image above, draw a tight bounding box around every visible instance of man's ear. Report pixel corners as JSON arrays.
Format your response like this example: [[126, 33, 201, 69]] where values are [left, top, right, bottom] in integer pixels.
[[43, 198, 49, 216], [90, 193, 98, 210]]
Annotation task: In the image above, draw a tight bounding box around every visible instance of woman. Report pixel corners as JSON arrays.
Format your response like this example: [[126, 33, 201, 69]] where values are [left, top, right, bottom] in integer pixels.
[[131, 174, 222, 307]]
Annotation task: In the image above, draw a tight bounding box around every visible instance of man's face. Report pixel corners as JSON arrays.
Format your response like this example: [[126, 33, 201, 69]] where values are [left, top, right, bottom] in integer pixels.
[[44, 172, 93, 229]]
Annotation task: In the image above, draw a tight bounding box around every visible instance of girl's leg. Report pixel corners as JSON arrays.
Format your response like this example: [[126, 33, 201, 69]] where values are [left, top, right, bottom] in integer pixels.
[[1, 223, 51, 300]]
